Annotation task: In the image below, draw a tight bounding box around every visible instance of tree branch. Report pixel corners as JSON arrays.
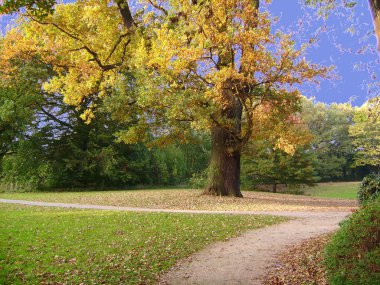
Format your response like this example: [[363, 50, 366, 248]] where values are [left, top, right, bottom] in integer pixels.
[[37, 103, 74, 129], [29, 15, 131, 71], [116, 0, 135, 29], [148, 0, 168, 15]]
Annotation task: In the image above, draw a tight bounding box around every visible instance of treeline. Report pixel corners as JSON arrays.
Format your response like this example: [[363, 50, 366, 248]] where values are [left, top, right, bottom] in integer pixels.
[[0, 60, 378, 191], [241, 98, 379, 191]]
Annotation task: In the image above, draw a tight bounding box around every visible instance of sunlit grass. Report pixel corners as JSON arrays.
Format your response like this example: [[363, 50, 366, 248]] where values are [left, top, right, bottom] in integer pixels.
[[303, 182, 360, 200], [0, 204, 285, 285]]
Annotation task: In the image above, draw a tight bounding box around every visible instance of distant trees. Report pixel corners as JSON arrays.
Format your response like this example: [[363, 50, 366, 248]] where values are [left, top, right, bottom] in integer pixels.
[[241, 98, 376, 191], [242, 143, 317, 192], [349, 97, 380, 170], [302, 100, 357, 181]]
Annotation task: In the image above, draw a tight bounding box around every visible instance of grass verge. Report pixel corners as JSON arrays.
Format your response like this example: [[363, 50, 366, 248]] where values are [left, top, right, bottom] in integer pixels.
[[0, 204, 285, 285], [325, 197, 380, 285]]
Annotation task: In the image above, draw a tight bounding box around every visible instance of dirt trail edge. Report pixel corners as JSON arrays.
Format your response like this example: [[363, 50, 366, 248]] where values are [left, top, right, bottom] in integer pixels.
[[0, 199, 351, 285], [159, 212, 350, 285]]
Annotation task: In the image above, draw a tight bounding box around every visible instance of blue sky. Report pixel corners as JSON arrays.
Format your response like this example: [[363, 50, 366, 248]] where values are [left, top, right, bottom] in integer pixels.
[[269, 0, 380, 106], [1, 0, 378, 106]]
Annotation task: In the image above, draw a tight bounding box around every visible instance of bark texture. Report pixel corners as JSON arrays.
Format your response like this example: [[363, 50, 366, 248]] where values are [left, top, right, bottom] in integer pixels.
[[117, 0, 135, 29], [205, 97, 243, 197]]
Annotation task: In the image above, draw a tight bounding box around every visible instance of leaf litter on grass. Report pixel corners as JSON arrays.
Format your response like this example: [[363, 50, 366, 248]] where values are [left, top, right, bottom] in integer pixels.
[[264, 233, 332, 285], [0, 190, 358, 212]]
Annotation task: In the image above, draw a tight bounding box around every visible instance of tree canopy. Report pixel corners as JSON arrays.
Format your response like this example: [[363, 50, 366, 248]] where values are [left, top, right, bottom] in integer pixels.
[[0, 0, 377, 194], [0, 0, 330, 196]]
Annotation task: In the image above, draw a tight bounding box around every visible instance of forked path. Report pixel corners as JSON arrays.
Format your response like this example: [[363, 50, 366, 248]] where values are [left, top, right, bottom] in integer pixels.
[[0, 199, 351, 285]]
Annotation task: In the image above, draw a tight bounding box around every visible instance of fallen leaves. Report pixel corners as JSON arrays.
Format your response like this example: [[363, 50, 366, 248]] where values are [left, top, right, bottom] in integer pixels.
[[0, 189, 358, 212], [264, 233, 332, 285]]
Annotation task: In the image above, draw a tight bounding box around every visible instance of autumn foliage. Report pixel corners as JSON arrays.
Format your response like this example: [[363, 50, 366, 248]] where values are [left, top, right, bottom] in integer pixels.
[[0, 0, 329, 195]]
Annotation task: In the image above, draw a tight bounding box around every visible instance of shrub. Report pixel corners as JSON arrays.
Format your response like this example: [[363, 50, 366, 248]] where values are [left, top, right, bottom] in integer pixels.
[[189, 170, 208, 189], [358, 173, 380, 204], [324, 197, 380, 285]]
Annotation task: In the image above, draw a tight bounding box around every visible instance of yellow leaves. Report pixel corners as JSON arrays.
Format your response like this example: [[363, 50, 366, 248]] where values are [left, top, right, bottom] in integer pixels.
[[1, 0, 133, 122], [117, 125, 149, 144], [80, 109, 95, 125], [249, 100, 312, 156], [43, 67, 103, 107], [0, 0, 330, 148]]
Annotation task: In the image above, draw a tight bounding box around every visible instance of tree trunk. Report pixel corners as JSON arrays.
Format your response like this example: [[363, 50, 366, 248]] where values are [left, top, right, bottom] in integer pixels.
[[203, 0, 259, 197], [272, 183, 277, 193], [369, 0, 380, 52], [205, 98, 243, 197]]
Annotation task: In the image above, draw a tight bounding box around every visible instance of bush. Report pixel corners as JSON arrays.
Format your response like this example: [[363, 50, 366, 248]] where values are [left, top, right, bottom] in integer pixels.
[[358, 173, 380, 204], [189, 170, 208, 189], [324, 197, 380, 285]]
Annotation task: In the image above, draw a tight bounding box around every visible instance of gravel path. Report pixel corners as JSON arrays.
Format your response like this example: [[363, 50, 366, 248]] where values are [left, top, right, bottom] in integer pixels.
[[0, 199, 351, 285]]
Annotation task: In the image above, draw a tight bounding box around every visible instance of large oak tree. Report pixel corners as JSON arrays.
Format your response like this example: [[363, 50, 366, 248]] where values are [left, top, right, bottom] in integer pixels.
[[0, 0, 327, 196]]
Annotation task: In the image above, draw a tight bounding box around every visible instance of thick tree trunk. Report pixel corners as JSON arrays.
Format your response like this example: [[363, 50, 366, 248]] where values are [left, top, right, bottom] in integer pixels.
[[205, 98, 243, 197], [205, 126, 242, 197]]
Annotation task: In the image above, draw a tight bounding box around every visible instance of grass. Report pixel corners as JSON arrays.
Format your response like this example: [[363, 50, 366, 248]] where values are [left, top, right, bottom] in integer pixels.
[[303, 182, 360, 199], [0, 204, 285, 285], [0, 187, 357, 212]]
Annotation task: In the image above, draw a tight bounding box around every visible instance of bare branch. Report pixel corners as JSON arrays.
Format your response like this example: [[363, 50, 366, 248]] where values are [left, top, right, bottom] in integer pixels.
[[148, 0, 168, 15]]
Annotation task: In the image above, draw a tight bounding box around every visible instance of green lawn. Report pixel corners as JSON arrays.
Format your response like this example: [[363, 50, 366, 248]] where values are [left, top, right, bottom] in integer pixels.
[[303, 182, 360, 199], [0, 204, 285, 285]]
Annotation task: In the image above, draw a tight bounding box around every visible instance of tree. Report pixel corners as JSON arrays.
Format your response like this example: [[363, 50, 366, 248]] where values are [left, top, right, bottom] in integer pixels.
[[0, 0, 328, 196], [242, 144, 317, 193], [241, 105, 316, 192], [301, 99, 357, 181], [349, 97, 380, 170]]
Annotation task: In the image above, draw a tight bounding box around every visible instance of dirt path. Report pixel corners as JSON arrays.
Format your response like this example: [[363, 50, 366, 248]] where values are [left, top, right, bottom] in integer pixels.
[[159, 212, 349, 285], [0, 199, 351, 285]]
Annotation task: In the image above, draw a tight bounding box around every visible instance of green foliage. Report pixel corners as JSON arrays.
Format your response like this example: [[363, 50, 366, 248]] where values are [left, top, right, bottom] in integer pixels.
[[0, 139, 55, 191], [189, 169, 208, 189], [0, 56, 209, 191], [349, 98, 380, 169], [301, 99, 358, 181], [242, 142, 318, 191], [0, 0, 56, 18], [324, 197, 380, 285], [0, 203, 284, 284], [358, 173, 380, 204], [0, 60, 47, 157]]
